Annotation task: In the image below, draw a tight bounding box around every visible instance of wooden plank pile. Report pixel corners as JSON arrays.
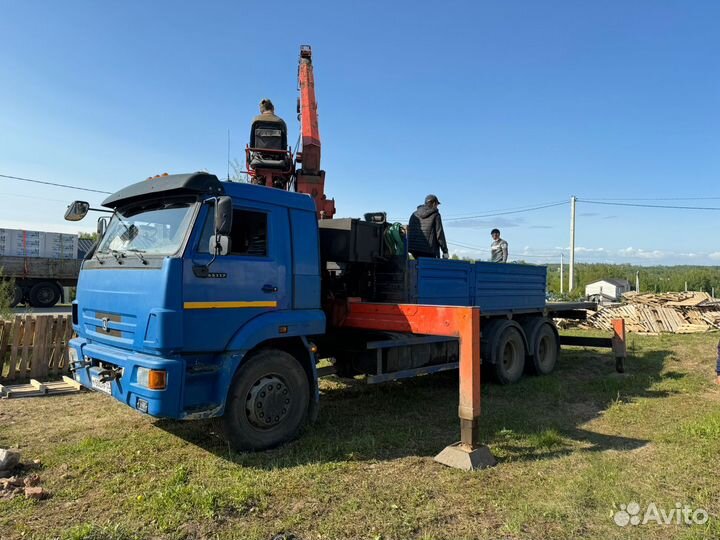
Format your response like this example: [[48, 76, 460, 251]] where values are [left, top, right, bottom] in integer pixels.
[[582, 292, 720, 334], [0, 315, 74, 383], [0, 376, 82, 399]]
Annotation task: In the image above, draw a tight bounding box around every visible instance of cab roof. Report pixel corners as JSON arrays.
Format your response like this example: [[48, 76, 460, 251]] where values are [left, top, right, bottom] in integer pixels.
[[102, 172, 316, 213]]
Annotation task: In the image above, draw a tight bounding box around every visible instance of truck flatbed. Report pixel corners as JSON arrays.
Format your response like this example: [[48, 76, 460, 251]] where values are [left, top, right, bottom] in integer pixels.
[[1, 255, 83, 307], [0, 255, 81, 282]]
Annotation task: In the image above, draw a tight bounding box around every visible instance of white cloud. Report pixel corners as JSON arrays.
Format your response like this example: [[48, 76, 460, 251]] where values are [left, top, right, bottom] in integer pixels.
[[618, 247, 666, 259]]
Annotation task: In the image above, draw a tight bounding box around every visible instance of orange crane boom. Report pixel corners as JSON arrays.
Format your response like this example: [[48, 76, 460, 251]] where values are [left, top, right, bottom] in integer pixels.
[[296, 45, 335, 219]]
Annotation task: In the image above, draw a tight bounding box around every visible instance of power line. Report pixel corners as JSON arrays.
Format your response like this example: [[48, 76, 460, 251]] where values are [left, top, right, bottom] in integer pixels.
[[0, 192, 72, 203], [579, 199, 720, 211], [448, 241, 564, 260], [0, 174, 112, 195], [444, 201, 568, 222], [447, 240, 483, 250], [579, 196, 720, 202], [390, 200, 569, 223], [443, 199, 568, 220]]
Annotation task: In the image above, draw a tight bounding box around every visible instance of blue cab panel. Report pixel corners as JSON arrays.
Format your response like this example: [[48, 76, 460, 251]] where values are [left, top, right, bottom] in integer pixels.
[[71, 179, 325, 420], [410, 258, 547, 312]]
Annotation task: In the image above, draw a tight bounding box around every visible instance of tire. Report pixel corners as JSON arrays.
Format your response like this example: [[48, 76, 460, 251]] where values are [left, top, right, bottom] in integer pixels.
[[222, 349, 310, 452], [10, 285, 23, 308], [28, 282, 61, 308], [492, 324, 526, 385], [529, 322, 559, 375]]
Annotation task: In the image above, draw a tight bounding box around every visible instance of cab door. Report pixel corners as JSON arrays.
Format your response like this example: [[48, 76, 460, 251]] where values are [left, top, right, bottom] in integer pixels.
[[182, 200, 292, 352]]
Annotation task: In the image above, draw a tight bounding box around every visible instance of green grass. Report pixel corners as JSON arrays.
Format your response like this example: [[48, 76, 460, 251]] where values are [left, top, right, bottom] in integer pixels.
[[2, 331, 720, 539]]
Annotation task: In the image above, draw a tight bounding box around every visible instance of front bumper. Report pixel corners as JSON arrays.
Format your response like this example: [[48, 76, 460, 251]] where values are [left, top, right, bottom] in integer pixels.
[[68, 337, 184, 419]]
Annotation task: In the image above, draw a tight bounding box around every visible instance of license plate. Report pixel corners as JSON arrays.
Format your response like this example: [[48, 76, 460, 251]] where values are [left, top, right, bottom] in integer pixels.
[[91, 375, 111, 394]]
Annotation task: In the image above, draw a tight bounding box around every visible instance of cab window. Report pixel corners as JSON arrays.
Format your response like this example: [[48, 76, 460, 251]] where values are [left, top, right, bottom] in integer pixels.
[[198, 207, 268, 257]]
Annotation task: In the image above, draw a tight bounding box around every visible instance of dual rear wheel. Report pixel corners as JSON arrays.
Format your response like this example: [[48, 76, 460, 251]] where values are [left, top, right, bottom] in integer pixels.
[[8, 282, 62, 308], [487, 319, 559, 385]]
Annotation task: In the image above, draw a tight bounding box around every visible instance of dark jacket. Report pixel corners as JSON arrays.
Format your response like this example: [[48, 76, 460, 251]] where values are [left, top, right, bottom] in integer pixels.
[[407, 204, 448, 257]]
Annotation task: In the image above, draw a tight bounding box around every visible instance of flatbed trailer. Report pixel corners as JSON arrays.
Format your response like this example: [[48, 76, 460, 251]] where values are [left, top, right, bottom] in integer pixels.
[[1, 255, 82, 307]]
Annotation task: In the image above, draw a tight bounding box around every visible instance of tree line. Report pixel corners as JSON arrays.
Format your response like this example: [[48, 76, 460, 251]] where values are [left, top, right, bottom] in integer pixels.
[[546, 263, 720, 300]]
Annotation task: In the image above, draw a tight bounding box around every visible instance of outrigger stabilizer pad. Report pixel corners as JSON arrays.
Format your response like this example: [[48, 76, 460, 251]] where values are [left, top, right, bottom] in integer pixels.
[[434, 443, 497, 471]]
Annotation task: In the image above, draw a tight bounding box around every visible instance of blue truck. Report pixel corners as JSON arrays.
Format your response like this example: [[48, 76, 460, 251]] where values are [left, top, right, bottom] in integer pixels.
[[64, 172, 598, 452], [63, 47, 614, 457]]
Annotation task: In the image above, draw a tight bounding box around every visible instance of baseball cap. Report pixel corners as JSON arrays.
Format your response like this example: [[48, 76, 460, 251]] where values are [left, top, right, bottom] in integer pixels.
[[425, 194, 440, 205]]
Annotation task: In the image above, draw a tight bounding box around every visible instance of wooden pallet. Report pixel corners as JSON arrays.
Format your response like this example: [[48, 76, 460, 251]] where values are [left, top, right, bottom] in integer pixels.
[[0, 376, 83, 399], [0, 314, 74, 383]]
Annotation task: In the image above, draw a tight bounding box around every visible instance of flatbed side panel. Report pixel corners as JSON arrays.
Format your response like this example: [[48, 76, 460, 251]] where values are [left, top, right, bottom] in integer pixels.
[[473, 262, 546, 311], [410, 259, 547, 312], [410, 259, 472, 306], [0, 256, 82, 280]]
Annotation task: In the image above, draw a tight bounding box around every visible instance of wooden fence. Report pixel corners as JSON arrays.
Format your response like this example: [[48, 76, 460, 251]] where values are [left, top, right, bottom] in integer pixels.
[[0, 315, 74, 383]]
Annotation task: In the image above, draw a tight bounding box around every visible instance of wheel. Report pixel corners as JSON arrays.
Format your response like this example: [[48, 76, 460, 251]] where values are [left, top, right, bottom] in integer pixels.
[[10, 285, 23, 308], [529, 322, 559, 375], [222, 349, 310, 451], [492, 325, 526, 385], [28, 282, 61, 308]]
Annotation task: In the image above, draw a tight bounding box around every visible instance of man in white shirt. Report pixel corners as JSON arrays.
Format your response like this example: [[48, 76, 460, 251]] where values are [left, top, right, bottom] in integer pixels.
[[490, 228, 508, 263]]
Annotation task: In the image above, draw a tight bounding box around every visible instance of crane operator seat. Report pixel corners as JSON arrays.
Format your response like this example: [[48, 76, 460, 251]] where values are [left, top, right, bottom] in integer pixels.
[[249, 99, 291, 170]]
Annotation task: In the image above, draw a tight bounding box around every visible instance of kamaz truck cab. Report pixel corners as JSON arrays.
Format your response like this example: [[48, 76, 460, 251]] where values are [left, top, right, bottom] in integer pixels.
[[68, 172, 325, 450]]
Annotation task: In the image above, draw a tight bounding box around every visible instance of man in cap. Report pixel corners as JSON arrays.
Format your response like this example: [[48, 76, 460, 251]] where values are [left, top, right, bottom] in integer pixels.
[[490, 228, 509, 263], [407, 194, 449, 259]]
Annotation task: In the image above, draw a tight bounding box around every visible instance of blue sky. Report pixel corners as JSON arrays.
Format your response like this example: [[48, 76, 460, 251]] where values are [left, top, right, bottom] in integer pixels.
[[1, 1, 718, 265]]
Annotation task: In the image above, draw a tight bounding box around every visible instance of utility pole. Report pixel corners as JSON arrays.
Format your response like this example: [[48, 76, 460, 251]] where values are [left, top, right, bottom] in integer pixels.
[[560, 253, 564, 294], [635, 271, 640, 293], [569, 196, 576, 292]]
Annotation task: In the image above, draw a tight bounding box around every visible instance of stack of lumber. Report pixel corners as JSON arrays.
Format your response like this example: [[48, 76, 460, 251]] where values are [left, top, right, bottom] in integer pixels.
[[0, 377, 82, 399], [582, 292, 720, 334]]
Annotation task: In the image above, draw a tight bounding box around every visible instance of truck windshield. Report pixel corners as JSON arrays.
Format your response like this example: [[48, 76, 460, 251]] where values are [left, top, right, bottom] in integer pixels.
[[97, 200, 195, 256]]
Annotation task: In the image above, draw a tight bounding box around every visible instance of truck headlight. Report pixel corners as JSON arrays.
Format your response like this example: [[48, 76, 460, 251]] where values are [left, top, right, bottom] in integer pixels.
[[137, 367, 167, 390]]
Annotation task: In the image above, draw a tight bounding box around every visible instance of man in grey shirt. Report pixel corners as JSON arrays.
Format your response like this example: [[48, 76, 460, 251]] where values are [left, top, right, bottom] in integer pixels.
[[490, 228, 508, 263]]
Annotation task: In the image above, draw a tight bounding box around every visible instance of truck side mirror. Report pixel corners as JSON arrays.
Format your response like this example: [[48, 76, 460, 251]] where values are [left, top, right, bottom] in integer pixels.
[[215, 196, 233, 236], [208, 235, 230, 256], [65, 201, 90, 221], [97, 216, 109, 237]]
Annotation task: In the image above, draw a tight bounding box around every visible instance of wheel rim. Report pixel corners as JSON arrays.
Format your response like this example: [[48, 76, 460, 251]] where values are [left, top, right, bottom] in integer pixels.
[[502, 341, 518, 371], [245, 375, 291, 429], [536, 330, 557, 372], [538, 335, 549, 366], [36, 286, 55, 304]]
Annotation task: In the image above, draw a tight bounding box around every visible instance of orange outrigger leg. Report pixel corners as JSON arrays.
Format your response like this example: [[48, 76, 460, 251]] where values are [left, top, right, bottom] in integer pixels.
[[335, 300, 496, 470]]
